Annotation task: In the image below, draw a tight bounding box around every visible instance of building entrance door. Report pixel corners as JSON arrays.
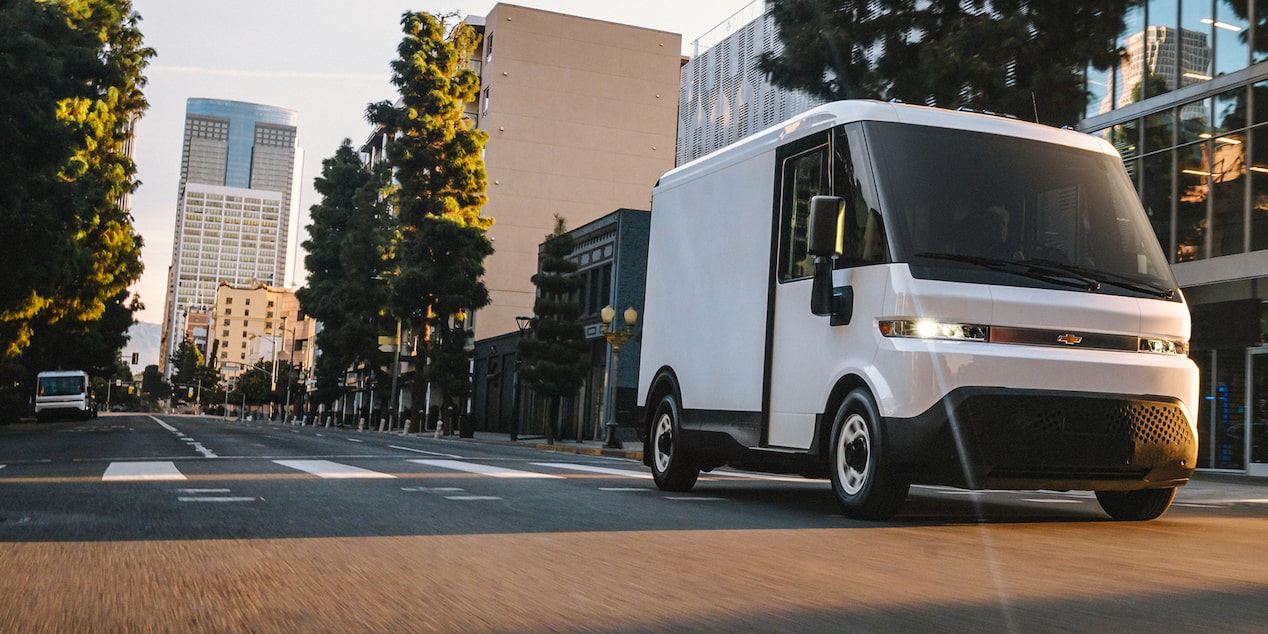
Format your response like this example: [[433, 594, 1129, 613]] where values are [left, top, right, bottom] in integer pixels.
[[1248, 349, 1268, 477]]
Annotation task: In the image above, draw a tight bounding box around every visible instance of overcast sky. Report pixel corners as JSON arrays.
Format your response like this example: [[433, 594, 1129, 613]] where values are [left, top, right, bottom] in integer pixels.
[[125, 0, 757, 325]]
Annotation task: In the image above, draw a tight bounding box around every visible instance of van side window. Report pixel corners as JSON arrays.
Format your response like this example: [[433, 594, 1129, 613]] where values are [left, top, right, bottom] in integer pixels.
[[777, 143, 830, 281], [836, 124, 887, 266]]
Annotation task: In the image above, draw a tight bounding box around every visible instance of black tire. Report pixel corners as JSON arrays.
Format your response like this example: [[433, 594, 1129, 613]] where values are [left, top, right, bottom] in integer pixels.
[[1095, 488, 1177, 521], [649, 393, 699, 491], [829, 389, 909, 520]]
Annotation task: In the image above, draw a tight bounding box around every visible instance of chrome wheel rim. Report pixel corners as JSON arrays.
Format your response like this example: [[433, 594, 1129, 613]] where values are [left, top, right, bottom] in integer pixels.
[[653, 412, 673, 473], [836, 412, 871, 495]]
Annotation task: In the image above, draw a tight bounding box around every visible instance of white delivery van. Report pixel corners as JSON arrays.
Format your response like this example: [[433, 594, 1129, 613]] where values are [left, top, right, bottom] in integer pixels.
[[636, 101, 1198, 521], [35, 370, 96, 421]]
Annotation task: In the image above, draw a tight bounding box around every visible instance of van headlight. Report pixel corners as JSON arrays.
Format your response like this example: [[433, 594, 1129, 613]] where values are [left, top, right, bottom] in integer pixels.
[[879, 319, 989, 341], [1139, 338, 1189, 356]]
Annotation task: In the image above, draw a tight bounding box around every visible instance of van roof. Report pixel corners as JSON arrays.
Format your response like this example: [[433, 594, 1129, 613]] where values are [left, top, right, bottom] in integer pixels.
[[655, 100, 1114, 192]]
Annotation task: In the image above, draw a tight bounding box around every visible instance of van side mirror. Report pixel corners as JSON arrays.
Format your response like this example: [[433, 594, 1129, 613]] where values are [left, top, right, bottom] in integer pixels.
[[808, 196, 844, 257]]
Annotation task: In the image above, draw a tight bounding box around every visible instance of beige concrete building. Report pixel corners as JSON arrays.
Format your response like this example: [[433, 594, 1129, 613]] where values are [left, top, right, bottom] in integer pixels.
[[209, 282, 310, 381], [463, 4, 683, 340]]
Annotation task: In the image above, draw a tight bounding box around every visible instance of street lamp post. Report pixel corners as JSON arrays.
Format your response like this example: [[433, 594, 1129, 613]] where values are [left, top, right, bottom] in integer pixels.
[[511, 315, 532, 442], [600, 305, 638, 450]]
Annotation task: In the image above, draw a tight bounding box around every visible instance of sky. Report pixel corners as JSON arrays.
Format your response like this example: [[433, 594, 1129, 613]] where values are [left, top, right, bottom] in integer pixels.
[[125, 0, 757, 325]]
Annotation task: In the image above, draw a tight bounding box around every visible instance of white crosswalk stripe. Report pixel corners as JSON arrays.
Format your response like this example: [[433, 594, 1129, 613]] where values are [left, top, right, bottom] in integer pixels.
[[273, 459, 396, 479], [531, 462, 651, 479], [409, 459, 563, 479], [103, 461, 187, 481]]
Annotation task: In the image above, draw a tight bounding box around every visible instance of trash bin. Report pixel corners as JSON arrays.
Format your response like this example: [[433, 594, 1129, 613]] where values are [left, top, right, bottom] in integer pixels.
[[459, 413, 475, 438]]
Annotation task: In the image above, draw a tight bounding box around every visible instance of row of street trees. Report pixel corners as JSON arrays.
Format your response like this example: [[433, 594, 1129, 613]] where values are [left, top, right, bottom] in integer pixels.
[[299, 12, 493, 430], [0, 0, 152, 416]]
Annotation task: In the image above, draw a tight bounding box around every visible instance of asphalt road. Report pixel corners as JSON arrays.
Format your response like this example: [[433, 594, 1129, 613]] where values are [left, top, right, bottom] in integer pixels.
[[2, 413, 1266, 632]]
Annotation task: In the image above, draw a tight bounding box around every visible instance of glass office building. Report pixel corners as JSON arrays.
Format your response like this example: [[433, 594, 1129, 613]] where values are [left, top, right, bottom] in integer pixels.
[[1079, 1, 1268, 476], [159, 99, 302, 375]]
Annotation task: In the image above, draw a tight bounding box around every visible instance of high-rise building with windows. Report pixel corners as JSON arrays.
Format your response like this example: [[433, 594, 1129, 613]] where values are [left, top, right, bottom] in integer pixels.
[[159, 99, 303, 375]]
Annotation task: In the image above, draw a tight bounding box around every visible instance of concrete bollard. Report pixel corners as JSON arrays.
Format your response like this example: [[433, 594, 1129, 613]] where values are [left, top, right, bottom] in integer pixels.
[[325, 415, 332, 429], [403, 419, 411, 435], [358, 417, 366, 431]]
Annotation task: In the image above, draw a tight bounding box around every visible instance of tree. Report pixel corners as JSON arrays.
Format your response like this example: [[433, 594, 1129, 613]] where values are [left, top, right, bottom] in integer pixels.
[[519, 217, 588, 444], [366, 12, 493, 431], [297, 140, 393, 409], [0, 0, 151, 364], [757, 0, 1141, 127], [168, 337, 220, 409]]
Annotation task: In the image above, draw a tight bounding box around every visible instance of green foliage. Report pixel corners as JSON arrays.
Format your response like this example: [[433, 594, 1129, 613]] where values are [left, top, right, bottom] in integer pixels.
[[366, 11, 494, 415], [520, 217, 588, 398], [297, 140, 393, 405], [520, 217, 588, 444], [141, 364, 169, 400], [758, 0, 1141, 126], [168, 337, 221, 398], [0, 0, 151, 363]]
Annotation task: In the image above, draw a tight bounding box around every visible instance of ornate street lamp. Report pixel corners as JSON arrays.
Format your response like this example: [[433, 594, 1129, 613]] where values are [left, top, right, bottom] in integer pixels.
[[600, 305, 638, 449]]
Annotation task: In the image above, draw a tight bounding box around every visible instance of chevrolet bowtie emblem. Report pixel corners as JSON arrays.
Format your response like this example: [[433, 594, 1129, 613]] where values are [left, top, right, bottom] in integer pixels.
[[1056, 334, 1083, 345]]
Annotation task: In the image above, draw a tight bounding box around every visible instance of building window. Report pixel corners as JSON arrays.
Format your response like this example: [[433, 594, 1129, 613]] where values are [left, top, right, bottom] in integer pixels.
[[244, 309, 250, 316], [223, 319, 230, 326], [225, 308, 232, 315], [483, 87, 491, 114], [222, 330, 229, 337], [225, 298, 233, 304], [245, 298, 251, 305]]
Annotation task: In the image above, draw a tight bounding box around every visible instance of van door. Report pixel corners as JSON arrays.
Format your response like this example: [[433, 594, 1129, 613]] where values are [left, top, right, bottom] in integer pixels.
[[766, 125, 885, 449]]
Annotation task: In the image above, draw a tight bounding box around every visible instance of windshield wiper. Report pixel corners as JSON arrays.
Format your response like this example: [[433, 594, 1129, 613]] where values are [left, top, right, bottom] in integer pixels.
[[1023, 258, 1176, 300], [913, 252, 1101, 291]]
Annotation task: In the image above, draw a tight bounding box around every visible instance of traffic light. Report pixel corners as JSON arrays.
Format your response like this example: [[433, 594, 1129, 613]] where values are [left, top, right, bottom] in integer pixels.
[[131, 352, 139, 364]]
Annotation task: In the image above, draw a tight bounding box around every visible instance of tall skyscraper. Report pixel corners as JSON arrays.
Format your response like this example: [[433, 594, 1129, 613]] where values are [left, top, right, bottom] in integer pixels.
[[159, 99, 302, 375]]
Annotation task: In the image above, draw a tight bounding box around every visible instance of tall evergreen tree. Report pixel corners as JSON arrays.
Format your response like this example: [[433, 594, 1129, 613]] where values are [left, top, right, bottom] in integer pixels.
[[519, 217, 588, 444], [366, 11, 493, 430], [758, 0, 1141, 126], [0, 0, 152, 365], [297, 140, 393, 409]]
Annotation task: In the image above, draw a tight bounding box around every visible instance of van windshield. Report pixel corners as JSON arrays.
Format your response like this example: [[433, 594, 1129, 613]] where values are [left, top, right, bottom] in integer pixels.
[[866, 121, 1178, 299], [39, 376, 86, 396]]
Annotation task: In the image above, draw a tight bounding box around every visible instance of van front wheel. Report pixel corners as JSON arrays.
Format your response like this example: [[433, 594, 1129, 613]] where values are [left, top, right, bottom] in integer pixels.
[[829, 390, 908, 520], [649, 393, 699, 491], [1095, 488, 1176, 521]]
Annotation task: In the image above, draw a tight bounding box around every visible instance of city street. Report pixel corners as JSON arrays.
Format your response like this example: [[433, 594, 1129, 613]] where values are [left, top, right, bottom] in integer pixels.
[[1, 413, 1266, 631]]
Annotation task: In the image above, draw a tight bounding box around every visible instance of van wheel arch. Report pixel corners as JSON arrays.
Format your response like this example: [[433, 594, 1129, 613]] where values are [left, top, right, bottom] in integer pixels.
[[817, 375, 872, 461]]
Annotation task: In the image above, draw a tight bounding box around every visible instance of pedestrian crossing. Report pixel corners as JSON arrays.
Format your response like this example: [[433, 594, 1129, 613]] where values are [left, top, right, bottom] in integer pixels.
[[0, 456, 810, 484]]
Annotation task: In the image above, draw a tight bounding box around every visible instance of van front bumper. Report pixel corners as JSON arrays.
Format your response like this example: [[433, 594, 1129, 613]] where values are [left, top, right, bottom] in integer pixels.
[[884, 387, 1197, 491]]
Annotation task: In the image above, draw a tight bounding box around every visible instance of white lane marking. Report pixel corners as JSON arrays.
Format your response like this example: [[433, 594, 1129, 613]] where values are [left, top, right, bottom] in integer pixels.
[[401, 487, 465, 493], [0, 465, 6, 470], [1174, 502, 1225, 508], [444, 495, 501, 501], [150, 416, 179, 432], [389, 445, 462, 458], [347, 438, 363, 443], [410, 459, 563, 479], [532, 462, 651, 479], [273, 459, 396, 479], [665, 497, 726, 501], [177, 488, 230, 494], [178, 497, 258, 503], [599, 487, 649, 492], [148, 416, 217, 458], [103, 461, 187, 481], [1021, 499, 1086, 504]]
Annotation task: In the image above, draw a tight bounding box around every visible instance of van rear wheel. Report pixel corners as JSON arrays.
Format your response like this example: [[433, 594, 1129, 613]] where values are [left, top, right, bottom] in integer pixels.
[[649, 393, 699, 491], [829, 389, 908, 520], [1095, 488, 1176, 521]]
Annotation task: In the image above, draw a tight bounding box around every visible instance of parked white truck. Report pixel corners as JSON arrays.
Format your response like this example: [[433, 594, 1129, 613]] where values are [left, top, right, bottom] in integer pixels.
[[636, 100, 1198, 520]]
